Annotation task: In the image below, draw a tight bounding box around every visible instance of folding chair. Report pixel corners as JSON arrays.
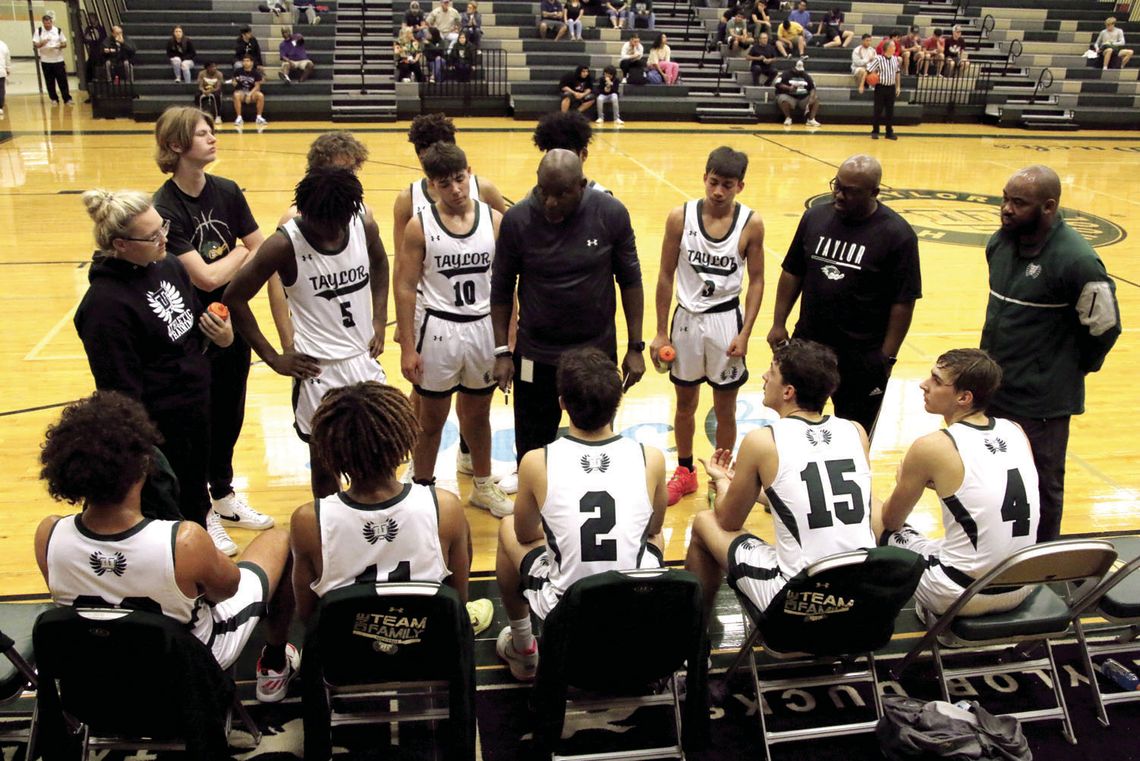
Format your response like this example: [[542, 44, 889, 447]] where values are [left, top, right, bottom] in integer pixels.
[[0, 603, 52, 760], [32, 606, 260, 761], [301, 581, 476, 761], [532, 568, 708, 761], [894, 538, 1119, 744], [1072, 535, 1140, 726], [724, 546, 925, 761]]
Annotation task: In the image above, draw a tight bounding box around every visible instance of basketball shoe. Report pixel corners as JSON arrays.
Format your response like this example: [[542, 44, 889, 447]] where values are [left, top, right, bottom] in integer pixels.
[[666, 466, 698, 506], [466, 598, 494, 635], [496, 626, 538, 681], [212, 492, 274, 529], [206, 511, 239, 557], [256, 643, 301, 702], [470, 479, 513, 517]]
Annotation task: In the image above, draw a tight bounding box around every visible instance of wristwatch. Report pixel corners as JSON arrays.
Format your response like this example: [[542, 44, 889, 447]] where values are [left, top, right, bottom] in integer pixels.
[[628, 341, 645, 352]]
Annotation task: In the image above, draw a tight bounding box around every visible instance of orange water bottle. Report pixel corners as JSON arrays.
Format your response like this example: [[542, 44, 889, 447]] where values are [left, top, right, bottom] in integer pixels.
[[656, 344, 676, 373]]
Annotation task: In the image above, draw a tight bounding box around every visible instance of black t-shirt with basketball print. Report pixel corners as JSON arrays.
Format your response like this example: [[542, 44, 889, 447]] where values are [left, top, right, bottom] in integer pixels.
[[153, 175, 259, 304], [782, 202, 921, 349]]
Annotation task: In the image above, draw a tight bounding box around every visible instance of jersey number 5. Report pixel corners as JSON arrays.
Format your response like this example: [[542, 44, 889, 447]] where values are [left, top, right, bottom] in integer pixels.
[[339, 302, 356, 328], [800, 459, 865, 528], [579, 491, 617, 562]]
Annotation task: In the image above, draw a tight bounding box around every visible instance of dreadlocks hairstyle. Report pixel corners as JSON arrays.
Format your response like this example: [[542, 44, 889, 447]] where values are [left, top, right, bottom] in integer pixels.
[[309, 382, 420, 487], [306, 131, 370, 173], [532, 110, 593, 154], [40, 391, 162, 506], [936, 348, 1003, 412], [294, 167, 364, 232], [420, 142, 469, 181], [407, 112, 457, 155]]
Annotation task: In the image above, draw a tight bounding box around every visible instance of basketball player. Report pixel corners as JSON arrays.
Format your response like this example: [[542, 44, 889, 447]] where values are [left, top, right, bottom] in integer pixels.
[[532, 109, 611, 194], [223, 168, 388, 498], [35, 391, 299, 703], [651, 146, 766, 506], [685, 340, 875, 620], [495, 348, 667, 680], [290, 382, 491, 629], [153, 106, 274, 554], [396, 143, 513, 518], [392, 113, 508, 484], [876, 349, 1040, 617]]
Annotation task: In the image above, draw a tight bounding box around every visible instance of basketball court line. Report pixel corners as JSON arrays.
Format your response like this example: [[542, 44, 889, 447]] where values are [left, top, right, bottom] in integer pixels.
[[594, 137, 690, 199], [24, 299, 80, 361]]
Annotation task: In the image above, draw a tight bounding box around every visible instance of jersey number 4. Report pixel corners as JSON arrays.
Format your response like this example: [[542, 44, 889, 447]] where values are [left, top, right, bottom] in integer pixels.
[[579, 491, 617, 562], [1000, 468, 1031, 537], [800, 459, 865, 528]]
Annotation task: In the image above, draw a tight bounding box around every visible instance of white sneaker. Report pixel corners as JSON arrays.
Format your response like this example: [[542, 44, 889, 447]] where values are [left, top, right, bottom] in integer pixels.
[[234, 116, 244, 126], [456, 450, 474, 475], [214, 114, 222, 124], [206, 511, 239, 556], [401, 458, 415, 483], [0, 109, 4, 117], [783, 117, 792, 126], [596, 116, 604, 124], [496, 626, 538, 681], [498, 470, 519, 495], [213, 492, 274, 529], [470, 480, 513, 518], [615, 118, 625, 125], [255, 115, 268, 126], [806, 118, 821, 127], [256, 643, 301, 702]]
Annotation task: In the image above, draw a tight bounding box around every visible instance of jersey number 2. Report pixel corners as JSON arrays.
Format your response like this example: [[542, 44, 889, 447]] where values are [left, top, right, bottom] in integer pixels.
[[579, 491, 617, 562], [1000, 468, 1031, 537], [800, 460, 865, 528]]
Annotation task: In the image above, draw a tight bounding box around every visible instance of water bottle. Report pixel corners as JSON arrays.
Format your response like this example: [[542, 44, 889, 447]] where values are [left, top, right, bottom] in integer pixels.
[[1098, 659, 1140, 691], [655, 344, 676, 374]]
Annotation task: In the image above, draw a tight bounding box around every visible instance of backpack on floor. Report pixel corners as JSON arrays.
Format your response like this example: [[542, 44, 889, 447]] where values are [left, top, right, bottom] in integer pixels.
[[876, 697, 1032, 761]]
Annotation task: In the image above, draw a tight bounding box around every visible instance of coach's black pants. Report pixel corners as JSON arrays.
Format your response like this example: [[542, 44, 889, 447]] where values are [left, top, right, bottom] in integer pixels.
[[805, 342, 892, 439], [208, 332, 251, 500], [872, 84, 896, 136], [41, 61, 71, 103], [512, 354, 563, 464], [988, 407, 1070, 542], [151, 405, 211, 527]]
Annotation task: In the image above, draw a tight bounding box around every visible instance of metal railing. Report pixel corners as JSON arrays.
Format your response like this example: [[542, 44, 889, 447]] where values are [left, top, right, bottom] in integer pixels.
[[420, 48, 508, 100], [1030, 68, 1054, 104], [908, 61, 989, 107]]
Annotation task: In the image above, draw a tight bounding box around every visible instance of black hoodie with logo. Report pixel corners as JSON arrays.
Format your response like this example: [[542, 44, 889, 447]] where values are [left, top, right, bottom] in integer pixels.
[[74, 253, 210, 415]]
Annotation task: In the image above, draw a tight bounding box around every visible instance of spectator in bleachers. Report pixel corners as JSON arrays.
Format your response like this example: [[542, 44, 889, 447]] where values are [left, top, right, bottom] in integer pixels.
[[167, 26, 197, 84], [540, 0, 570, 40], [716, 5, 735, 44], [920, 26, 944, 76], [726, 10, 753, 53], [619, 33, 647, 83], [876, 30, 900, 57], [82, 13, 106, 93], [424, 28, 446, 81], [559, 64, 597, 112], [747, 30, 779, 86], [605, 0, 628, 29], [899, 26, 922, 74], [774, 57, 820, 126], [279, 30, 314, 83], [787, 1, 813, 45], [232, 55, 267, 126], [449, 30, 477, 80], [776, 17, 806, 57], [851, 32, 876, 94], [428, 0, 462, 46], [197, 61, 224, 124], [395, 26, 425, 81], [565, 0, 584, 41], [102, 25, 137, 83], [293, 0, 322, 24], [818, 7, 852, 48], [626, 0, 656, 31], [595, 64, 622, 124], [405, 1, 430, 40], [462, 2, 483, 45], [943, 24, 968, 76], [234, 26, 264, 73], [647, 33, 679, 83], [751, 3, 772, 38], [1096, 17, 1133, 70]]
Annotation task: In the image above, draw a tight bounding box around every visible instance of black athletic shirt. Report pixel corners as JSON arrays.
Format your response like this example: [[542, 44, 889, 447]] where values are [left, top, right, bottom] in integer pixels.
[[153, 175, 259, 305], [491, 187, 641, 365], [782, 202, 921, 348]]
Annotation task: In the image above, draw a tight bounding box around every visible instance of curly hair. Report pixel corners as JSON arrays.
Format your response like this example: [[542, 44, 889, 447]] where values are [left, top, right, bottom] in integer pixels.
[[407, 113, 457, 155], [309, 382, 420, 486], [294, 167, 364, 231], [532, 110, 593, 154], [40, 391, 162, 506], [306, 131, 369, 173]]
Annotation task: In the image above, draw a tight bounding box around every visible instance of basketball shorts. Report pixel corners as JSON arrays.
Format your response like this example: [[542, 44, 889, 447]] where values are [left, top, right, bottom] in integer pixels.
[[293, 352, 387, 438], [669, 304, 748, 389], [520, 544, 664, 620], [726, 533, 788, 614], [887, 528, 1031, 617], [414, 289, 425, 335], [206, 563, 269, 670], [414, 311, 496, 397]]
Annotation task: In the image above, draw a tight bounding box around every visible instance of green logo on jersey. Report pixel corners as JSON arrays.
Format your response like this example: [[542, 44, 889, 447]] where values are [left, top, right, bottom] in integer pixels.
[[805, 189, 1126, 248]]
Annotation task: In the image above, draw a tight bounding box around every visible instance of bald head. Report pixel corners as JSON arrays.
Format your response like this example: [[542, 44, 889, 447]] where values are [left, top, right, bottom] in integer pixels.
[[839, 154, 883, 188], [1000, 165, 1060, 239], [1008, 165, 1061, 204], [832, 154, 882, 220], [537, 149, 587, 223], [538, 148, 584, 186]]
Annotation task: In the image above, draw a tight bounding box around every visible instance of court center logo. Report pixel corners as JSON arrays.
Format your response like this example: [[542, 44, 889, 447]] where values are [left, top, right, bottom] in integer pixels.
[[805, 189, 1125, 248]]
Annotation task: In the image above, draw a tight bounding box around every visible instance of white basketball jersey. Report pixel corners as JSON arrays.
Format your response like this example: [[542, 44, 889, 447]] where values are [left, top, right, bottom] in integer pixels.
[[418, 200, 495, 317], [676, 200, 752, 313], [45, 516, 211, 645], [282, 214, 374, 360], [310, 484, 450, 597], [539, 435, 656, 598], [765, 416, 875, 577], [410, 175, 483, 217], [938, 418, 1040, 579]]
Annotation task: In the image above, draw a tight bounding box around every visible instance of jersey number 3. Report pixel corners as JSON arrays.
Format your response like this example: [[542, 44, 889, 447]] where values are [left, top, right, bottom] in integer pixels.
[[800, 459, 865, 528], [579, 491, 617, 562]]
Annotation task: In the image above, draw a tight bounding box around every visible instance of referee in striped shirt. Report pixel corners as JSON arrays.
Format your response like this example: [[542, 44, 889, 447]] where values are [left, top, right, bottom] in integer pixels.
[[868, 39, 901, 140]]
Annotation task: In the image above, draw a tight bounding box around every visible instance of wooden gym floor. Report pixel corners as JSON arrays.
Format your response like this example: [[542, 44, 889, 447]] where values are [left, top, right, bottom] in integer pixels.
[[0, 94, 1136, 598]]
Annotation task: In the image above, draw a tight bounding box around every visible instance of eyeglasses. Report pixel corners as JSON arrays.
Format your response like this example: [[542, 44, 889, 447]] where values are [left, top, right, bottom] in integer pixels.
[[829, 177, 873, 196], [120, 219, 170, 245]]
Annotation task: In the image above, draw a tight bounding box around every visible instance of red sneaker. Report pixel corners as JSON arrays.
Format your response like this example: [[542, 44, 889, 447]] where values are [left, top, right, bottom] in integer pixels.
[[666, 466, 699, 506]]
